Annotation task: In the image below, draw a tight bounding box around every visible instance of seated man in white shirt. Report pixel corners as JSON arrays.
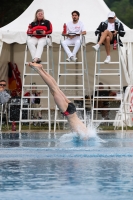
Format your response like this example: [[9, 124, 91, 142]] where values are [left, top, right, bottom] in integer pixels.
[[92, 11, 125, 63], [61, 10, 86, 62]]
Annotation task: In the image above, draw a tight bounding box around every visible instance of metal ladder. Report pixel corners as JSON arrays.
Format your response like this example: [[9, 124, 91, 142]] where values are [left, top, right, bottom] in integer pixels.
[[19, 35, 54, 132], [54, 35, 91, 131], [91, 38, 124, 130]]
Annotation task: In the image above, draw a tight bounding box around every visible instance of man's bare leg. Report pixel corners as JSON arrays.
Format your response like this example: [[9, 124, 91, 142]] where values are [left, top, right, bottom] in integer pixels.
[[103, 34, 112, 63], [95, 31, 113, 63], [92, 30, 113, 52], [104, 36, 111, 56], [98, 30, 113, 45]]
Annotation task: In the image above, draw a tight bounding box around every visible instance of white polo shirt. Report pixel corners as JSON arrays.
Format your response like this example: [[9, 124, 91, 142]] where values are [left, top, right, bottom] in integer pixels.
[[67, 21, 86, 34]]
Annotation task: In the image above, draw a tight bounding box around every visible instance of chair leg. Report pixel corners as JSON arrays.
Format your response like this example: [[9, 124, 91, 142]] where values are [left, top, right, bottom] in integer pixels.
[[5, 110, 9, 130], [0, 104, 3, 131], [0, 112, 2, 131]]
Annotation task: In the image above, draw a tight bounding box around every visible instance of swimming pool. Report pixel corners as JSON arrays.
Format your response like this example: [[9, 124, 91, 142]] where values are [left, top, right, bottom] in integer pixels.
[[0, 132, 133, 200]]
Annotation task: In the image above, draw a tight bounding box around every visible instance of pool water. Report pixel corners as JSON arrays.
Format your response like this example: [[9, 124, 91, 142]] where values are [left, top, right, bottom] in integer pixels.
[[0, 132, 133, 200]]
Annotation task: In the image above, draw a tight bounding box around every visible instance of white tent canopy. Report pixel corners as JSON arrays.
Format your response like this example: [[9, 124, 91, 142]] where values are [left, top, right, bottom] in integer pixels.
[[0, 0, 132, 44]]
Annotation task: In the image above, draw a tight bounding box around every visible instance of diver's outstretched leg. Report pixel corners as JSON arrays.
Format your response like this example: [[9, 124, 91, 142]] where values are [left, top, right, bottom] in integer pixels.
[[29, 62, 70, 103], [28, 62, 70, 111]]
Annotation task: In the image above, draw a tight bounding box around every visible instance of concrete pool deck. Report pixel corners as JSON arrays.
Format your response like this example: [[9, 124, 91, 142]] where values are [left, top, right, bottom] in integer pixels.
[[1, 129, 133, 134]]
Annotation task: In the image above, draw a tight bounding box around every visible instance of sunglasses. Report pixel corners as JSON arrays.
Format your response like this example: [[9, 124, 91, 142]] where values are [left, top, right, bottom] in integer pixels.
[[0, 84, 6, 86], [108, 17, 114, 19]]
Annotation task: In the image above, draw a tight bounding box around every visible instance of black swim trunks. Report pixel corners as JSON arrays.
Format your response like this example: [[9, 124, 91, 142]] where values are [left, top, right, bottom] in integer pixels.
[[61, 102, 76, 116]]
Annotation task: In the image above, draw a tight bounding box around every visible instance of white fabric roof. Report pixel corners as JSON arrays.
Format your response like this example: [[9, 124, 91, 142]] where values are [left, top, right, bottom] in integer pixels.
[[0, 0, 132, 44]]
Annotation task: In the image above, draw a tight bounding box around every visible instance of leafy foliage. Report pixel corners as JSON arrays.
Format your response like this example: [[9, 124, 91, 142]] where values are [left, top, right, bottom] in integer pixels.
[[104, 0, 133, 28], [0, 0, 33, 27]]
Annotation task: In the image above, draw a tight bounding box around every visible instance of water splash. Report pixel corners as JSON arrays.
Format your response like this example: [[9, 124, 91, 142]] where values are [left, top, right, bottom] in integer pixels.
[[59, 132, 79, 143], [59, 112, 106, 143], [59, 124, 105, 144]]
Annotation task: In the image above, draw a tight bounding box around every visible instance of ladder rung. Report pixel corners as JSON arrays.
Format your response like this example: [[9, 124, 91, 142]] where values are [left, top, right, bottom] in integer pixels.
[[41, 62, 49, 64], [54, 119, 67, 122], [92, 120, 122, 122], [59, 73, 83, 76], [93, 108, 120, 110], [65, 69, 83, 71], [55, 119, 85, 122], [95, 73, 120, 75], [95, 85, 120, 87], [96, 62, 119, 64], [54, 96, 84, 99], [21, 108, 49, 110], [66, 96, 84, 98], [59, 85, 83, 87], [59, 62, 82, 64], [61, 89, 84, 90], [22, 95, 48, 98], [120, 112, 133, 114], [93, 96, 122, 99], [20, 119, 49, 122], [23, 85, 47, 87], [99, 69, 119, 71], [24, 73, 39, 76], [94, 89, 122, 91], [76, 108, 86, 110], [94, 90, 122, 93], [24, 71, 52, 76]]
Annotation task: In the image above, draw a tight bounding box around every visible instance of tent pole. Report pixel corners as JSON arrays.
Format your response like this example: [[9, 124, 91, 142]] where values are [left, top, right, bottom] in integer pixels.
[[0, 41, 3, 57], [10, 43, 14, 62]]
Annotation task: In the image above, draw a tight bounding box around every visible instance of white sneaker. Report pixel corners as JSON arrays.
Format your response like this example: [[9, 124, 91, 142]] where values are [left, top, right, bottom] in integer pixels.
[[70, 56, 77, 62], [92, 44, 100, 51], [104, 56, 111, 63], [66, 58, 71, 62]]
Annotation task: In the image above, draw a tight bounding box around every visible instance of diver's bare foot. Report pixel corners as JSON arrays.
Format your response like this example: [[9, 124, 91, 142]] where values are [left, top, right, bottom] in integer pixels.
[[28, 62, 43, 73], [29, 62, 43, 69]]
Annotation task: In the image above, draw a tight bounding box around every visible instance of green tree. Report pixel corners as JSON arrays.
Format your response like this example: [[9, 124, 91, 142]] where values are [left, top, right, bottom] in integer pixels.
[[0, 0, 33, 27], [104, 0, 133, 28], [111, 0, 133, 28]]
